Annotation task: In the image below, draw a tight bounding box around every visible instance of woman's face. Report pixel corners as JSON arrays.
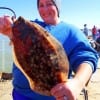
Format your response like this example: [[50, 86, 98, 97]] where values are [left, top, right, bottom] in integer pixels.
[[38, 0, 59, 25]]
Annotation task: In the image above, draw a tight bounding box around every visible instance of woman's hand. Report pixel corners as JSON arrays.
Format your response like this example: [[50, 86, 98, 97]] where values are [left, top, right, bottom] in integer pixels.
[[51, 63, 92, 100], [51, 78, 83, 100], [0, 15, 13, 38]]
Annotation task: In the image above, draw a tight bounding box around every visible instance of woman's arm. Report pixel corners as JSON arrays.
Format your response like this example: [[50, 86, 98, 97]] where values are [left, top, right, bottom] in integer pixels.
[[51, 62, 93, 100], [74, 62, 92, 89]]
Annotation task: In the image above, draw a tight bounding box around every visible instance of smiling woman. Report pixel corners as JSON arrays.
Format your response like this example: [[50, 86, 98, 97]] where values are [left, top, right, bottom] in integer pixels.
[[0, 0, 99, 100]]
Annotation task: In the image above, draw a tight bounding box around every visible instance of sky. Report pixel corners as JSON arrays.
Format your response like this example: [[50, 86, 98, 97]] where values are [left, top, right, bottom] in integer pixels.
[[0, 0, 100, 29]]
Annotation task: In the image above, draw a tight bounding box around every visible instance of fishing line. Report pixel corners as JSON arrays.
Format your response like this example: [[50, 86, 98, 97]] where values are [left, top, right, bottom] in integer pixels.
[[0, 7, 16, 21]]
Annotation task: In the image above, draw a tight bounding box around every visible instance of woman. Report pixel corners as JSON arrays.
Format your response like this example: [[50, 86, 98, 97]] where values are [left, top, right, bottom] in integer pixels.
[[0, 0, 98, 100]]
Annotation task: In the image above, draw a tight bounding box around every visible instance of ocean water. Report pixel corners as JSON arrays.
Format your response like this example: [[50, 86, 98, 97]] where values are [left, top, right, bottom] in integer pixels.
[[0, 34, 13, 73]]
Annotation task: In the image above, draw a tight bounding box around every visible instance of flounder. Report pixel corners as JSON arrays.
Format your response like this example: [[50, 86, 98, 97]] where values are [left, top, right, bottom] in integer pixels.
[[11, 16, 69, 96]]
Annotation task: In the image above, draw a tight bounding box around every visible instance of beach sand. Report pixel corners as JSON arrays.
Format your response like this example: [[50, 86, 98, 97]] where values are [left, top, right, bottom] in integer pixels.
[[78, 68, 100, 100], [0, 80, 13, 100], [0, 69, 100, 100]]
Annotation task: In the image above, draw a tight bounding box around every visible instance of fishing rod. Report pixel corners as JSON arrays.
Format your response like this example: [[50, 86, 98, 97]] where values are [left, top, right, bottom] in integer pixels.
[[0, 7, 16, 21]]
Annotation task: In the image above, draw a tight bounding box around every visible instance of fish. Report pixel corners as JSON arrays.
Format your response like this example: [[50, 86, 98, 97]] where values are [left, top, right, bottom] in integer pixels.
[[11, 16, 69, 96]]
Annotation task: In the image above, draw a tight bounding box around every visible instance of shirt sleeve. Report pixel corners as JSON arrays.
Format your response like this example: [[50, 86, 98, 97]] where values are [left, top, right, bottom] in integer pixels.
[[64, 25, 99, 73]]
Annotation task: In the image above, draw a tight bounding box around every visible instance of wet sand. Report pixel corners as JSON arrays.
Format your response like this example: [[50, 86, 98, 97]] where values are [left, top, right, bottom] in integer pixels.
[[0, 68, 100, 100]]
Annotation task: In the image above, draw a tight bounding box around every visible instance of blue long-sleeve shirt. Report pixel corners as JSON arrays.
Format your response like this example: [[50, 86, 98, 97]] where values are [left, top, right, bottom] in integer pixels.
[[12, 20, 99, 100]]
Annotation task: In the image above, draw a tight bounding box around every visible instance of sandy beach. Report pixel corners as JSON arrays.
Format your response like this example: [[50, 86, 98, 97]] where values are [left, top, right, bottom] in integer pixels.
[[0, 80, 13, 100], [0, 64, 100, 100]]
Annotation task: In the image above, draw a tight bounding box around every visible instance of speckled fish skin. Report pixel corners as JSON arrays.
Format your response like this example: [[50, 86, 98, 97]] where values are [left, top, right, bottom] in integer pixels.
[[12, 16, 69, 96]]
